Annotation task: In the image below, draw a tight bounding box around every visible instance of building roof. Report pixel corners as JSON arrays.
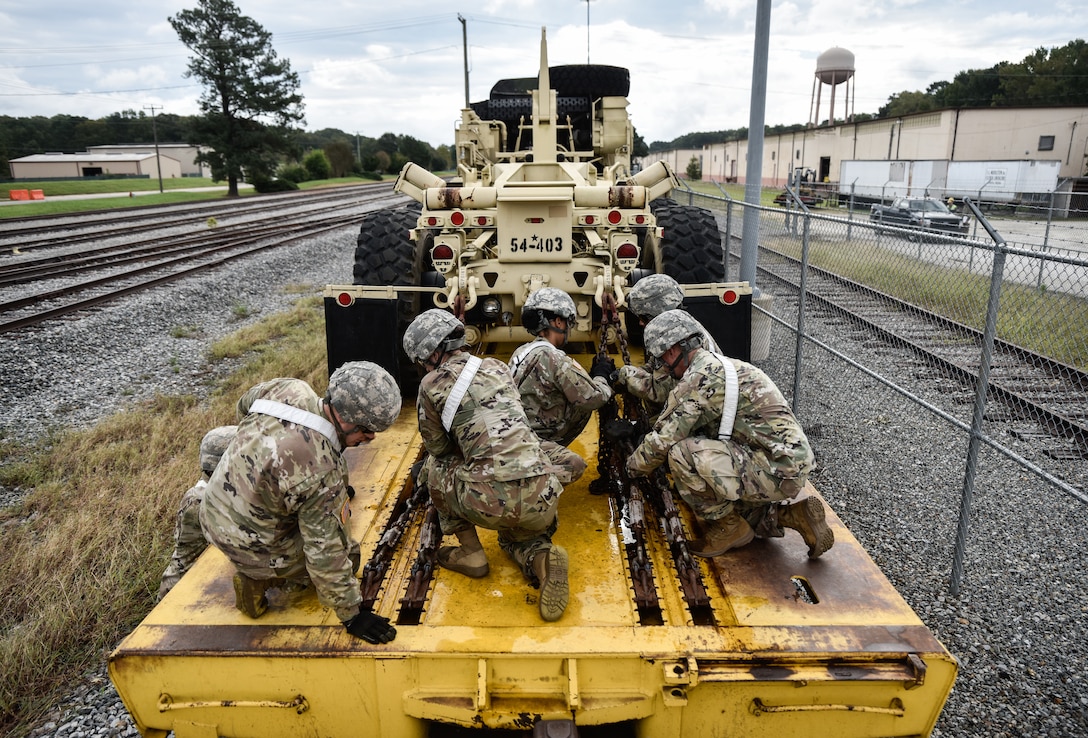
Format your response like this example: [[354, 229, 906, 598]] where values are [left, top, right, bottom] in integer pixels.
[[10, 152, 171, 163]]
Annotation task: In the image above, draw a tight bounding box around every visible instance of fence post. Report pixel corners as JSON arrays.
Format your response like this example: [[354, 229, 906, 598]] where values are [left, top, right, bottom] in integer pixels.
[[791, 211, 811, 414], [950, 199, 1008, 596], [724, 198, 734, 280]]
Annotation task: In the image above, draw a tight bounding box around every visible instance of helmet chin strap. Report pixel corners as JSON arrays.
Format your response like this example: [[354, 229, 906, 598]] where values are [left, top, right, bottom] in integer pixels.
[[546, 315, 570, 343]]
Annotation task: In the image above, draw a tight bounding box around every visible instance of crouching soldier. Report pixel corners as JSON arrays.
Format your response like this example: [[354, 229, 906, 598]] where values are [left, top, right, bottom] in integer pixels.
[[404, 309, 570, 622], [627, 310, 834, 558]]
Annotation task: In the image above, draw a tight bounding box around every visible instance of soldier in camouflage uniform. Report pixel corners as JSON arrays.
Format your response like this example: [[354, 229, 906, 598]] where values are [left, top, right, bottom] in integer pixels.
[[617, 274, 720, 413], [510, 287, 614, 484], [157, 425, 237, 600], [200, 361, 402, 644], [627, 310, 834, 558], [404, 308, 570, 622]]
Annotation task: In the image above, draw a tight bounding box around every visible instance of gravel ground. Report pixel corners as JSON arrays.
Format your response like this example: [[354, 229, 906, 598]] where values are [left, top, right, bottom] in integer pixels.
[[3, 217, 1086, 737]]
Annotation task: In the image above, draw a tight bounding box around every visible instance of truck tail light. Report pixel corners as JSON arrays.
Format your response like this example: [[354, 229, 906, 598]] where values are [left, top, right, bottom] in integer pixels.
[[450, 211, 466, 227], [607, 210, 623, 225], [721, 289, 739, 306], [336, 292, 355, 307], [616, 243, 638, 260], [632, 214, 647, 225], [432, 244, 455, 261]]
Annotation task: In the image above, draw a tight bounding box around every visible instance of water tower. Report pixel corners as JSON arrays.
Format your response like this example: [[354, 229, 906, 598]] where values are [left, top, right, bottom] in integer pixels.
[[809, 47, 855, 127]]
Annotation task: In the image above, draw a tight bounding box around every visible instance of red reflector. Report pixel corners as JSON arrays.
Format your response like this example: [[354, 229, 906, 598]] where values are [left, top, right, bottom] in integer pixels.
[[426, 216, 438, 226], [607, 210, 622, 225], [450, 211, 465, 227], [527, 217, 545, 224], [616, 243, 638, 259], [336, 292, 354, 307], [633, 214, 646, 224], [722, 289, 738, 305], [585, 215, 596, 225], [433, 244, 454, 260], [475, 216, 487, 226]]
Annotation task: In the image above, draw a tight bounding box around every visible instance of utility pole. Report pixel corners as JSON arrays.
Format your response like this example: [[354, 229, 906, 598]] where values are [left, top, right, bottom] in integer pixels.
[[584, 0, 593, 63], [458, 14, 469, 108], [143, 105, 164, 193]]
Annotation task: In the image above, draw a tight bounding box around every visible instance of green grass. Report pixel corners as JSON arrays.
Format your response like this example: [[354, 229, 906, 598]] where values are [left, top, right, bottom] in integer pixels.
[[0, 296, 330, 736], [3, 177, 221, 197]]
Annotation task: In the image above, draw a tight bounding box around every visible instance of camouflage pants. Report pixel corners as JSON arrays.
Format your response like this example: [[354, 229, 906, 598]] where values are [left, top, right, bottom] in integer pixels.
[[667, 437, 807, 522], [158, 482, 209, 600], [540, 439, 587, 485], [422, 454, 563, 578]]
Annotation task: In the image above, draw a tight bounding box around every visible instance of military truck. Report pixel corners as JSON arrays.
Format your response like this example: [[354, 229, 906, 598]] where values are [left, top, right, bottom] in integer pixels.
[[108, 29, 957, 738], [323, 29, 749, 391]]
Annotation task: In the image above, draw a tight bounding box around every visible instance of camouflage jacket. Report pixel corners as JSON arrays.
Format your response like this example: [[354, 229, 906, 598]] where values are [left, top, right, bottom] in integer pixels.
[[200, 378, 361, 621], [417, 351, 550, 482], [510, 338, 611, 444], [618, 323, 721, 405], [629, 349, 815, 479]]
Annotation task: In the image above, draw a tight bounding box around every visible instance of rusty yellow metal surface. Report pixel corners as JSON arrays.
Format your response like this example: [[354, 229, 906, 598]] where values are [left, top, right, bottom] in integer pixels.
[[109, 349, 957, 737]]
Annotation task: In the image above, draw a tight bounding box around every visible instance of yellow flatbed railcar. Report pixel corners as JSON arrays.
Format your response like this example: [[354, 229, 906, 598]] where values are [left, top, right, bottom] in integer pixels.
[[109, 347, 957, 738]]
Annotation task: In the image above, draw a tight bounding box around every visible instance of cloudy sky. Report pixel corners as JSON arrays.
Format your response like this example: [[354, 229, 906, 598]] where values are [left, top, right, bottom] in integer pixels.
[[0, 0, 1077, 148]]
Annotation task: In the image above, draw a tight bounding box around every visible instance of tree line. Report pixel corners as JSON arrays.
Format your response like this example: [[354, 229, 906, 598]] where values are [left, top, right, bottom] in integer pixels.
[[650, 38, 1088, 153]]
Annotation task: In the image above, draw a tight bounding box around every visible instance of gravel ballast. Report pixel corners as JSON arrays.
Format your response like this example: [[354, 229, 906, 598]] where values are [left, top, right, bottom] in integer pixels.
[[3, 219, 1085, 737]]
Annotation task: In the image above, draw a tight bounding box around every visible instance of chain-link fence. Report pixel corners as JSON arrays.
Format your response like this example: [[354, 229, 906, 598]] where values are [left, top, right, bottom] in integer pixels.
[[672, 184, 1088, 592]]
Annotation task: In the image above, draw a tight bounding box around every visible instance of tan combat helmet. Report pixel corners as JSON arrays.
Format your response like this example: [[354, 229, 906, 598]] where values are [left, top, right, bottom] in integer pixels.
[[627, 274, 684, 321], [402, 309, 465, 365], [327, 361, 402, 432], [643, 309, 705, 359], [199, 425, 238, 474], [522, 287, 576, 335]]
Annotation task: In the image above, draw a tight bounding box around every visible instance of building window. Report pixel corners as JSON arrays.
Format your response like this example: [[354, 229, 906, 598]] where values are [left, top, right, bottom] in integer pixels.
[[1038, 135, 1055, 151]]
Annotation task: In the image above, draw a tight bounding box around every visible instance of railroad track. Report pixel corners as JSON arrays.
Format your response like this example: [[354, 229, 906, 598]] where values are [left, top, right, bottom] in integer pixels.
[[746, 237, 1088, 458], [0, 185, 410, 333]]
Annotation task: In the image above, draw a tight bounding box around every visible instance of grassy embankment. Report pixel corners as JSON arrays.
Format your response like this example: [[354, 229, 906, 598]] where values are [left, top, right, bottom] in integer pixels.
[[0, 176, 385, 218], [0, 294, 329, 735]]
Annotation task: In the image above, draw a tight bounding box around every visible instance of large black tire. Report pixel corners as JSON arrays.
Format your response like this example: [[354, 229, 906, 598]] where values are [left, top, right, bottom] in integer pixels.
[[353, 205, 424, 396], [644, 198, 726, 283], [549, 65, 630, 98]]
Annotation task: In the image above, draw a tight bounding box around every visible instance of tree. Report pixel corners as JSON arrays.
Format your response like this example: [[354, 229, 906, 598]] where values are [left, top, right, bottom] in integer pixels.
[[170, 0, 304, 196], [302, 149, 331, 179], [324, 140, 355, 177], [685, 155, 702, 181]]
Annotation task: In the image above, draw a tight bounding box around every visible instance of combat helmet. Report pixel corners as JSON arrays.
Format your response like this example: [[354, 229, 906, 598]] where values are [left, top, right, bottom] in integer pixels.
[[402, 309, 465, 365], [200, 425, 237, 474], [627, 274, 684, 321], [643, 309, 705, 359], [522, 287, 576, 335], [327, 361, 402, 432]]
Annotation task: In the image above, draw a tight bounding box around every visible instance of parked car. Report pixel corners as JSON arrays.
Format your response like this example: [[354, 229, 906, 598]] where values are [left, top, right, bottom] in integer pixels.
[[870, 197, 970, 239]]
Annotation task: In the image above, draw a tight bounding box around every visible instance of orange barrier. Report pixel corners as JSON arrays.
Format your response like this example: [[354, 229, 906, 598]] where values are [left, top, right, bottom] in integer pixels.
[[30, 190, 44, 200], [8, 189, 29, 200]]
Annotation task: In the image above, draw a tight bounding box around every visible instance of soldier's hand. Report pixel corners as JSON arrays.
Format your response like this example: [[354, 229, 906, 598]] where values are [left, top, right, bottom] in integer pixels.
[[343, 610, 396, 644], [590, 355, 617, 383], [626, 454, 648, 478]]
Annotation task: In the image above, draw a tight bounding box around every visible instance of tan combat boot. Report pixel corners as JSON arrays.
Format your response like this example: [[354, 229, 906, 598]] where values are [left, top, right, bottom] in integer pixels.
[[778, 497, 835, 558], [438, 527, 490, 578], [233, 572, 272, 618], [532, 545, 569, 622], [689, 511, 755, 558]]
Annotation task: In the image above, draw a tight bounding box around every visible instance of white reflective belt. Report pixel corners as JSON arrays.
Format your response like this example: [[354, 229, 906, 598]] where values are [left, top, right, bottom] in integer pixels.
[[713, 354, 740, 441], [442, 356, 483, 432], [508, 340, 549, 377], [250, 399, 341, 452]]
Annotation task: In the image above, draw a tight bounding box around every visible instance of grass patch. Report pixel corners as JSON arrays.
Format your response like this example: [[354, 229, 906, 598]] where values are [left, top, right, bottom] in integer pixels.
[[0, 297, 330, 735]]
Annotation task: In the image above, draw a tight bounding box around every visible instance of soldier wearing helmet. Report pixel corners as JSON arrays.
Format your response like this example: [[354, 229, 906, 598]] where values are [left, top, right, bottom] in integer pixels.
[[404, 308, 570, 622], [618, 274, 721, 414], [627, 310, 833, 559], [158, 425, 237, 600], [510, 288, 612, 482], [199, 361, 401, 644]]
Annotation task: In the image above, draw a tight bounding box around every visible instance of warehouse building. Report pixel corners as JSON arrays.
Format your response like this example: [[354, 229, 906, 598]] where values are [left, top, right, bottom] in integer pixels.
[[8, 150, 182, 181]]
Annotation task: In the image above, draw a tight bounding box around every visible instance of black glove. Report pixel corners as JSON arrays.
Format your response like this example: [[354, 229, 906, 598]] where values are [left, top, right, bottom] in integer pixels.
[[590, 355, 617, 382], [343, 610, 396, 644]]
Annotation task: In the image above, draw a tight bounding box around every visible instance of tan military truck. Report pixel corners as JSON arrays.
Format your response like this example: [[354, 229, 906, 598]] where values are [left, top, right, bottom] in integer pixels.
[[324, 29, 750, 391]]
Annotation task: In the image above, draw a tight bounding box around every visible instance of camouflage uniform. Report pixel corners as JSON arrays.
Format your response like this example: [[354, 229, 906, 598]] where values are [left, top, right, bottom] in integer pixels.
[[509, 338, 609, 482], [158, 425, 236, 600], [627, 349, 815, 526], [200, 378, 363, 622], [618, 325, 720, 417], [416, 351, 564, 578]]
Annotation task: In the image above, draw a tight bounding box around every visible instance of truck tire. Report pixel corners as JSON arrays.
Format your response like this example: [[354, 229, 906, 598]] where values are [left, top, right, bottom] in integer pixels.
[[549, 65, 630, 98], [352, 205, 424, 395], [645, 199, 725, 283]]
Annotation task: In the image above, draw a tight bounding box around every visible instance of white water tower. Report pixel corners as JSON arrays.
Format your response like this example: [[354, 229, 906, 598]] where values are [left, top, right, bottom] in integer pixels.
[[809, 47, 855, 127]]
